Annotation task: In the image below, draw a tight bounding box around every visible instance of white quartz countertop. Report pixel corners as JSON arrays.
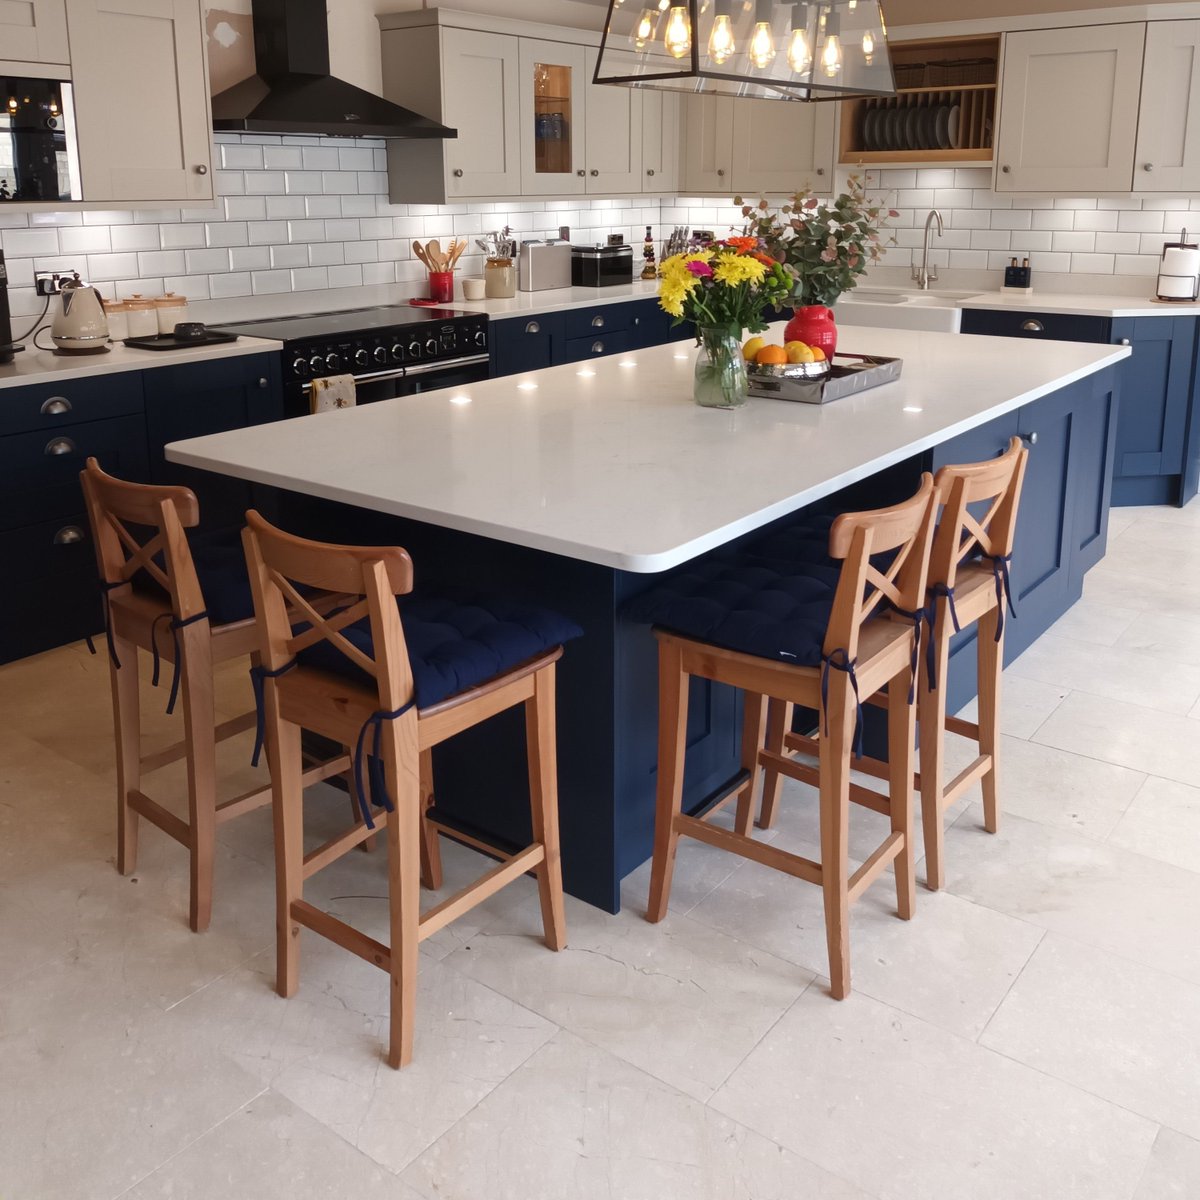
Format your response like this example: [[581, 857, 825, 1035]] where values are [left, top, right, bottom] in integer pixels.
[[957, 291, 1200, 319], [0, 336, 284, 391], [165, 325, 1129, 574], [451, 280, 661, 319]]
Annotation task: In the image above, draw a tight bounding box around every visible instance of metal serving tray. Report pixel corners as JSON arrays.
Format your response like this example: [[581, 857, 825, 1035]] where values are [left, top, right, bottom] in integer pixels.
[[747, 353, 903, 404]]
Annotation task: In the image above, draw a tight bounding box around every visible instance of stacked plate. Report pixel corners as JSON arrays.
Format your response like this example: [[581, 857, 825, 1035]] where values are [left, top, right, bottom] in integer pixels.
[[861, 100, 961, 152]]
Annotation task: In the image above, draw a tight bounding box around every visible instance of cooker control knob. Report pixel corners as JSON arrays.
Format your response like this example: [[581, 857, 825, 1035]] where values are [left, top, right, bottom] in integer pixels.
[[309, 355, 326, 374], [391, 343, 405, 361], [293, 357, 310, 376], [375, 346, 389, 364], [354, 349, 370, 368], [324, 352, 341, 372], [425, 337, 439, 356], [408, 340, 422, 358], [474, 329, 487, 347]]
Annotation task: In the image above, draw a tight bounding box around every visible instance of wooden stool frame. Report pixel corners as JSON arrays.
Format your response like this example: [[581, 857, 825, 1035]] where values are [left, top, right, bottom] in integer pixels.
[[646, 475, 938, 999], [242, 510, 567, 1069]]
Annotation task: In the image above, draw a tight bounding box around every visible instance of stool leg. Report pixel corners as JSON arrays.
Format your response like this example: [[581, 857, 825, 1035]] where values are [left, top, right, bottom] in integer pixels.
[[383, 722, 421, 1070], [919, 632, 950, 892], [418, 748, 442, 891], [888, 664, 916, 921], [270, 718, 304, 999], [735, 692, 767, 836], [819, 677, 854, 1000], [178, 624, 216, 934], [978, 607, 1003, 835], [647, 639, 688, 924], [757, 700, 791, 830], [108, 637, 141, 876], [526, 666, 566, 951]]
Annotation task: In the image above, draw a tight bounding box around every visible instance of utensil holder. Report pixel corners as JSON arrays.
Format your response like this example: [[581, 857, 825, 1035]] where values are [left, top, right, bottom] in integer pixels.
[[428, 270, 454, 303], [485, 258, 517, 299]]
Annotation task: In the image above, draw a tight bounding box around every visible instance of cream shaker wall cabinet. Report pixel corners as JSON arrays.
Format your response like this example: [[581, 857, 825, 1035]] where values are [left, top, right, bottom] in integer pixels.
[[518, 39, 587, 196], [680, 94, 735, 194], [731, 99, 834, 195], [582, 46, 642, 193], [65, 0, 213, 203], [641, 89, 680, 194], [995, 23, 1146, 194], [1, 0, 69, 64], [1134, 20, 1200, 194]]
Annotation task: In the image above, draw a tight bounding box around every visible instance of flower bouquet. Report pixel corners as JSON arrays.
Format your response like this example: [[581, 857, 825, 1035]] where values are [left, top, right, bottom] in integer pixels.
[[658, 238, 794, 409]]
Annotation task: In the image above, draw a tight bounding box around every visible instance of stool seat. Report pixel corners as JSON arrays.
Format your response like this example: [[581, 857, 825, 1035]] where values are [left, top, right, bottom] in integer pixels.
[[297, 593, 582, 710]]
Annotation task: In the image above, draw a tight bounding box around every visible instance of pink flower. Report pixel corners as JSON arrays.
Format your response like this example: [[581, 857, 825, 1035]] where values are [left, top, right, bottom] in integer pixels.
[[685, 259, 713, 276]]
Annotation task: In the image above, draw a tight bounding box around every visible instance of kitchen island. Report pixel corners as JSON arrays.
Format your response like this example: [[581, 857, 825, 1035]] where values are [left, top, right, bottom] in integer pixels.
[[167, 325, 1130, 911]]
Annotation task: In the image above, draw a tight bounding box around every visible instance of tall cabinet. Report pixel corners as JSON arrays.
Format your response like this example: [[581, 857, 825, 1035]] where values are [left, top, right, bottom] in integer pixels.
[[1134, 20, 1200, 192]]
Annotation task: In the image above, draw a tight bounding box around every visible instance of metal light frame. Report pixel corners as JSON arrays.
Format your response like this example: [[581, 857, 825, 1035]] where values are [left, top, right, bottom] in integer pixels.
[[593, 0, 894, 102]]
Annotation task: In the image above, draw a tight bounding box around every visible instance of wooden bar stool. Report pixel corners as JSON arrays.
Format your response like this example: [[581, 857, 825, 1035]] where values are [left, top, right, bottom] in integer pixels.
[[242, 510, 577, 1068], [79, 459, 351, 932], [918, 436, 1028, 890], [639, 475, 938, 998]]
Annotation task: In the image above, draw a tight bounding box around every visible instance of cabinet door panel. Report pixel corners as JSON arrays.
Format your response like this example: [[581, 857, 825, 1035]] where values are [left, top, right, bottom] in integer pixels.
[[680, 93, 734, 193], [731, 100, 834, 195], [641, 89, 679, 193], [67, 0, 213, 203], [996, 23, 1144, 193], [0, 0, 68, 62], [583, 46, 641, 193], [519, 38, 586, 196], [1135, 20, 1200, 192], [1071, 371, 1118, 577]]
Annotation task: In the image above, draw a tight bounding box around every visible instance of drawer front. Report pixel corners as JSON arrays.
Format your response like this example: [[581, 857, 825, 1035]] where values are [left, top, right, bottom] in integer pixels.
[[554, 330, 632, 364], [0, 512, 102, 664], [628, 299, 673, 349], [961, 308, 1111, 344], [492, 316, 554, 377], [0, 372, 145, 437], [563, 304, 632, 340], [0, 414, 150, 531]]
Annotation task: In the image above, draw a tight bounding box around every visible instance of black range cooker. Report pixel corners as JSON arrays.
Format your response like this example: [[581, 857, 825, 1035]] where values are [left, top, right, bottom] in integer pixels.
[[214, 304, 490, 417]]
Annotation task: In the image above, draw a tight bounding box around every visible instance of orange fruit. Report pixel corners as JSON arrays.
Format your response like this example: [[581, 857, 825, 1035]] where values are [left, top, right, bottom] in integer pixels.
[[809, 347, 826, 361], [755, 344, 788, 366]]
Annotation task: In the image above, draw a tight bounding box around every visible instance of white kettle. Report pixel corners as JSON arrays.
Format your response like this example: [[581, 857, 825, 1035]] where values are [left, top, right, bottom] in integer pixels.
[[52, 274, 109, 354]]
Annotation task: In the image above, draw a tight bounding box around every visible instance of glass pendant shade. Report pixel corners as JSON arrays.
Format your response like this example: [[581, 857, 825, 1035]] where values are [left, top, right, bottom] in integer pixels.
[[594, 0, 894, 101]]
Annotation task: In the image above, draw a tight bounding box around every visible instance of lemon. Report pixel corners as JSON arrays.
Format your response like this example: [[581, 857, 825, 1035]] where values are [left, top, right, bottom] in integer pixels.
[[742, 336, 765, 362], [786, 342, 815, 364]]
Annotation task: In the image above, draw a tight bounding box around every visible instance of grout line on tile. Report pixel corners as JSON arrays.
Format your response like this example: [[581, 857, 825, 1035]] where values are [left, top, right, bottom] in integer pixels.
[[974, 926, 1047, 1045]]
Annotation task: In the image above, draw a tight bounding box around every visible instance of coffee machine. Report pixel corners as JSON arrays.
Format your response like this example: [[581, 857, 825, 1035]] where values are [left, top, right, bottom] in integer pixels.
[[0, 250, 18, 365]]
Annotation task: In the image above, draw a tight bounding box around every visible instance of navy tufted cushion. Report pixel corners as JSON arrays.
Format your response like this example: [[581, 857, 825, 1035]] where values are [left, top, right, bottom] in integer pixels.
[[188, 530, 255, 625], [297, 593, 582, 709], [624, 556, 840, 667], [743, 511, 837, 567]]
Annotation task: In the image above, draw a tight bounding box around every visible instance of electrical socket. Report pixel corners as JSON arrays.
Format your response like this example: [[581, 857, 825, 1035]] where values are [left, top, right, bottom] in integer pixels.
[[35, 271, 75, 297]]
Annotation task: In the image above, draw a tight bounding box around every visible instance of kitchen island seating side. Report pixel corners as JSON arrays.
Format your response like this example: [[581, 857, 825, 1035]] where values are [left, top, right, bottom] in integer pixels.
[[241, 510, 579, 1068], [633, 474, 939, 999]]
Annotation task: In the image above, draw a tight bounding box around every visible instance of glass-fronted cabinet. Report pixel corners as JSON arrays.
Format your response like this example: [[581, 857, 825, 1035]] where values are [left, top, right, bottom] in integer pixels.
[[520, 39, 586, 194]]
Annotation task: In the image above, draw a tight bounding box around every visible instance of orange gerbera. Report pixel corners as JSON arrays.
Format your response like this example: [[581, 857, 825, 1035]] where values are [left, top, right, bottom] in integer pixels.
[[724, 236, 758, 254]]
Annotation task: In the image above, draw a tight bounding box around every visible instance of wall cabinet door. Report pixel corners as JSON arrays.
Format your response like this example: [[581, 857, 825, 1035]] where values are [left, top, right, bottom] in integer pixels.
[[641, 90, 679, 193], [680, 94, 734, 193], [1134, 20, 1200, 192], [996, 23, 1145, 193], [67, 0, 213, 203], [519, 38, 587, 196], [0, 0, 68, 62], [583, 46, 641, 193], [731, 100, 835, 195]]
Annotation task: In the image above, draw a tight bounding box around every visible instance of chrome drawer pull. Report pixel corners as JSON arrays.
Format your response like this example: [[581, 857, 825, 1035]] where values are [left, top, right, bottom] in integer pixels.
[[525, 321, 540, 334], [591, 315, 605, 328], [1021, 320, 1044, 333], [44, 436, 76, 456], [591, 340, 605, 353], [53, 525, 85, 545], [40, 396, 72, 415]]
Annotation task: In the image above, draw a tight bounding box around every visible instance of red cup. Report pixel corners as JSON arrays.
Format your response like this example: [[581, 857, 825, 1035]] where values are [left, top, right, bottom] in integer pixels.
[[428, 271, 454, 303]]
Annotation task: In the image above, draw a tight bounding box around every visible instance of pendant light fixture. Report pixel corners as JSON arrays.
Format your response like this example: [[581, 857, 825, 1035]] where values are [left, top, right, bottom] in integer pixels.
[[594, 0, 894, 101]]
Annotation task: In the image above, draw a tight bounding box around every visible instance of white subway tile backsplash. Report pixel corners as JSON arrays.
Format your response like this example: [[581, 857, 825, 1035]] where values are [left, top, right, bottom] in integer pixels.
[[223, 195, 268, 222], [215, 171, 245, 196], [262, 146, 304, 171], [1029, 251, 1072, 272], [291, 266, 329, 290], [1055, 197, 1096, 210], [60, 226, 112, 254], [3, 228, 60, 257], [206, 222, 249, 248], [29, 211, 82, 227], [338, 147, 375, 171], [220, 144, 263, 170], [85, 252, 140, 281], [229, 246, 271, 271], [344, 240, 379, 263], [244, 171, 286, 196], [1032, 209, 1075, 230], [308, 242, 345, 266], [954, 168, 993, 188], [184, 248, 230, 274], [270, 244, 308, 268], [933, 189, 974, 209], [1072, 209, 1119, 232], [287, 218, 325, 242], [136, 249, 186, 276], [1021, 231, 1053, 252], [250, 269, 292, 294], [322, 172, 359, 195], [948, 249, 990, 269], [285, 171, 324, 194], [301, 146, 340, 170], [364, 261, 399, 285], [248, 220, 288, 245], [1115, 254, 1159, 276], [970, 229, 1011, 251], [915, 169, 956, 188], [1051, 230, 1096, 252], [342, 195, 381, 217], [1118, 209, 1166, 232], [304, 195, 342, 218], [1095, 231, 1142, 254], [324, 218, 360, 241], [1070, 253, 1116, 273], [327, 264, 364, 288], [265, 196, 306, 219], [208, 271, 252, 299], [990, 210, 1034, 230]]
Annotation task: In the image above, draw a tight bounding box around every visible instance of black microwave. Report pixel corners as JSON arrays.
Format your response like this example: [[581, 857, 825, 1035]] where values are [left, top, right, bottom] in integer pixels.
[[0, 75, 81, 204]]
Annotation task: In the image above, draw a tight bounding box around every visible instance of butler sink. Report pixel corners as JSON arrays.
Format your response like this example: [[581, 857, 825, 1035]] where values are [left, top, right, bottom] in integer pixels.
[[837, 288, 979, 334]]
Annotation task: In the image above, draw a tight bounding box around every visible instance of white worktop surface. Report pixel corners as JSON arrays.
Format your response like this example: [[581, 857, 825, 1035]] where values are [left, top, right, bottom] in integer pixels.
[[166, 324, 1129, 574], [955, 291, 1200, 318], [451, 279, 661, 318]]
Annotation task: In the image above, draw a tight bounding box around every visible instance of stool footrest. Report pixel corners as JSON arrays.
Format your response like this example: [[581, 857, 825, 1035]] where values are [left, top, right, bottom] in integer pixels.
[[418, 843, 545, 941], [675, 812, 823, 885], [291, 899, 390, 971], [847, 831, 904, 903], [303, 810, 387, 879], [943, 754, 992, 808], [945, 715, 981, 740], [127, 788, 191, 849], [762, 745, 893, 817]]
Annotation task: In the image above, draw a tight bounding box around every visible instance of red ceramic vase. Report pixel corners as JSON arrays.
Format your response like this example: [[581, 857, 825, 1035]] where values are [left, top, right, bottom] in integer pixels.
[[784, 305, 838, 360]]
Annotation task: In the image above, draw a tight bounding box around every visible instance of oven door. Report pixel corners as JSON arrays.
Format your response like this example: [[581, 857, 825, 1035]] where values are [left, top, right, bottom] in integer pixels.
[[292, 354, 491, 414]]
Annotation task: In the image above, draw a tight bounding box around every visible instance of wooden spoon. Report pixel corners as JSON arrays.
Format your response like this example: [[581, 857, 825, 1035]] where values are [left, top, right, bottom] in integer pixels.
[[427, 238, 444, 270], [412, 239, 431, 269]]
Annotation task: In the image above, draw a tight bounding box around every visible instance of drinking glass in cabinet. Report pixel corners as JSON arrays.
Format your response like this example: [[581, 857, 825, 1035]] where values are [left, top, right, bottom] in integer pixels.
[[533, 60, 573, 175]]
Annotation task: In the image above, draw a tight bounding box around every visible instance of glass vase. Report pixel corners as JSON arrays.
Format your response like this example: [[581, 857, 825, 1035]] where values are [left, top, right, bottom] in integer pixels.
[[693, 325, 747, 409]]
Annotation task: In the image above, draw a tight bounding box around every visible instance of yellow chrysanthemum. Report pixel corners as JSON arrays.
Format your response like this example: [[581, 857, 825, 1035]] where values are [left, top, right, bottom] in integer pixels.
[[711, 253, 767, 286], [659, 273, 697, 317]]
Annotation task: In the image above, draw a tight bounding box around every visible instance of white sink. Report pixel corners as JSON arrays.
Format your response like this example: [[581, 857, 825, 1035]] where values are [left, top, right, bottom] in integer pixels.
[[837, 287, 975, 333]]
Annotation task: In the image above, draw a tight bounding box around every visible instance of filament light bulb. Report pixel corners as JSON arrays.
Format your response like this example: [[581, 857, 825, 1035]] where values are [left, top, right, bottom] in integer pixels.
[[861, 29, 874, 63], [749, 20, 776, 68], [787, 26, 811, 71], [664, 5, 691, 57], [634, 8, 656, 48], [708, 10, 736, 63], [820, 32, 842, 75]]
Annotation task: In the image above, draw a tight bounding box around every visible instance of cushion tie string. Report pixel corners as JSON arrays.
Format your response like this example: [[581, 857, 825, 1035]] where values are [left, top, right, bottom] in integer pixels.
[[820, 647, 864, 760], [353, 700, 417, 830], [85, 580, 127, 669], [923, 582, 961, 691], [249, 658, 298, 767], [149, 610, 209, 715], [886, 602, 926, 704], [986, 553, 1016, 641]]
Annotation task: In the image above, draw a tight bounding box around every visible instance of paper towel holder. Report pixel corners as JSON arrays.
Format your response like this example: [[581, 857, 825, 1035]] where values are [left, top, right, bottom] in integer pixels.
[[1156, 228, 1200, 303]]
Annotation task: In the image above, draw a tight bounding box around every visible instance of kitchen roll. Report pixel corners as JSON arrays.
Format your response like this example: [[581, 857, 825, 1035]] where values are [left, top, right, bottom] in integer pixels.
[[1161, 245, 1200, 277], [1156, 273, 1199, 300], [310, 374, 357, 413]]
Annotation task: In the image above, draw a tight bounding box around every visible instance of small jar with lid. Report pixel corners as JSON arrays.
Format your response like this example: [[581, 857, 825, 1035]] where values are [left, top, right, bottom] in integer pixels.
[[102, 298, 129, 342], [484, 257, 516, 299], [153, 292, 189, 335], [124, 294, 157, 338]]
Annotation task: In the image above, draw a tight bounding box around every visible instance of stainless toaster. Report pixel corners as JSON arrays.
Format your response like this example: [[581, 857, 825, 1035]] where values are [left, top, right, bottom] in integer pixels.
[[518, 240, 572, 292]]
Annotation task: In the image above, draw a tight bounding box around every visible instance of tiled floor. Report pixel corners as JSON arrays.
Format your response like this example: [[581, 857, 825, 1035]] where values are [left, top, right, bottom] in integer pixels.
[[3, 503, 1200, 1198]]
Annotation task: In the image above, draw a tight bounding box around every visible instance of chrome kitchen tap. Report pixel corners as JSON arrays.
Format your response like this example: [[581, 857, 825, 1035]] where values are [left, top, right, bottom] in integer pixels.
[[913, 209, 944, 290]]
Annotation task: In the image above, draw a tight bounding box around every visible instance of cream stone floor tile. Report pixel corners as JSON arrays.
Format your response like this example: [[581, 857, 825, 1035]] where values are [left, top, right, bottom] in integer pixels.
[[1133, 1128, 1200, 1200], [167, 949, 557, 1175], [443, 894, 811, 1102], [1033, 690, 1200, 785], [1106, 774, 1200, 874], [952, 673, 1067, 739], [402, 1030, 875, 1200], [1081, 562, 1200, 620], [1115, 609, 1200, 668], [1045, 598, 1141, 647], [124, 1090, 422, 1199], [981, 934, 1200, 1139], [1104, 506, 1143, 536], [1007, 633, 1200, 715], [943, 806, 1200, 986], [710, 988, 1157, 1200], [0, 956, 264, 1200]]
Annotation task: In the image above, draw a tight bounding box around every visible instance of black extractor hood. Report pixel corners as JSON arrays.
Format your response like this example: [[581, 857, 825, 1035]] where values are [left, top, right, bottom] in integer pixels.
[[211, 0, 455, 139]]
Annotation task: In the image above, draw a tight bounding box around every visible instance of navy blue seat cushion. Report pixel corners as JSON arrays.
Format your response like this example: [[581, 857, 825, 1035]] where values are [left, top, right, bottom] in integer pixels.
[[297, 592, 583, 710], [188, 529, 255, 625], [624, 557, 841, 667], [742, 511, 837, 566]]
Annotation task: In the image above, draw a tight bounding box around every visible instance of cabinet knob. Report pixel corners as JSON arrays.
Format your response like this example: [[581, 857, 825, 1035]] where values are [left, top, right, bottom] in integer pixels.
[[1143, 162, 1154, 172], [525, 320, 540, 334], [591, 340, 605, 353], [258, 377, 269, 388], [44, 436, 76, 456], [589, 169, 599, 177], [453, 168, 464, 177], [53, 525, 85, 545], [646, 168, 655, 176], [717, 169, 725, 177], [591, 314, 605, 328], [1020, 319, 1044, 333], [40, 396, 71, 415], [816, 167, 825, 176], [1001, 165, 1011, 174], [1119, 337, 1131, 346], [577, 169, 585, 177], [1021, 431, 1039, 446], [195, 164, 208, 175]]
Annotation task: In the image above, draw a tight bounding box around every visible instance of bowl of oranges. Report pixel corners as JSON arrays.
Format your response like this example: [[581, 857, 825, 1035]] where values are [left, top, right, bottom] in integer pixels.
[[742, 336, 831, 381]]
